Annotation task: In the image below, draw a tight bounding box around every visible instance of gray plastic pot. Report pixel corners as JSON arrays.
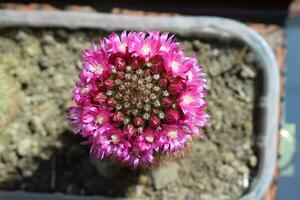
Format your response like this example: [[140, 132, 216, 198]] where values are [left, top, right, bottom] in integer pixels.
[[0, 10, 279, 200]]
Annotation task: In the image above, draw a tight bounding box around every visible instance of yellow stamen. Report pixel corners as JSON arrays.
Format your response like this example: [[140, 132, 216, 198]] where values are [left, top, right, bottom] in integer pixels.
[[183, 95, 194, 105], [120, 43, 127, 53], [95, 116, 104, 125], [94, 65, 104, 74], [142, 44, 151, 55], [80, 86, 90, 94], [145, 135, 154, 143], [111, 135, 119, 144], [167, 130, 178, 138], [171, 61, 179, 72]]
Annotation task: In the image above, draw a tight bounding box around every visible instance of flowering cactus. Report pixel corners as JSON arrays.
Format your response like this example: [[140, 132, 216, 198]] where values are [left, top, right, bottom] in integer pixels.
[[67, 31, 208, 168]]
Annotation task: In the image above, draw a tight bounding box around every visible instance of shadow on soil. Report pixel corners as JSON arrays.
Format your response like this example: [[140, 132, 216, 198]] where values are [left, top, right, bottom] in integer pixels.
[[0, 131, 140, 197]]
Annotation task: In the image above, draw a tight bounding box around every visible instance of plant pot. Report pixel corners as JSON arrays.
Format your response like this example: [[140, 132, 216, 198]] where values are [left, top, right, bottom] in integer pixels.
[[0, 10, 279, 200]]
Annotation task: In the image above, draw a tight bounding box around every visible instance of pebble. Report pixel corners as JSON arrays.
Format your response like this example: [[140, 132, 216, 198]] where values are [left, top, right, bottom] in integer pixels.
[[2, 151, 18, 165], [240, 65, 256, 79], [127, 185, 144, 198], [53, 74, 65, 88], [217, 165, 238, 181], [17, 138, 32, 156], [192, 40, 202, 50], [223, 151, 235, 164], [15, 31, 29, 41], [249, 156, 258, 167], [31, 116, 47, 136], [138, 174, 150, 185], [208, 61, 223, 77], [151, 163, 179, 189]]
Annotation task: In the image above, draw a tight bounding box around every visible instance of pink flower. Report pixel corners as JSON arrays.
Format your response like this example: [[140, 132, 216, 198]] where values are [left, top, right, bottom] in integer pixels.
[[124, 148, 155, 169], [168, 79, 185, 96], [67, 106, 111, 137], [165, 109, 181, 123], [178, 91, 200, 114], [91, 128, 130, 159], [160, 125, 192, 153], [163, 48, 190, 77], [135, 129, 160, 151], [67, 31, 208, 168]]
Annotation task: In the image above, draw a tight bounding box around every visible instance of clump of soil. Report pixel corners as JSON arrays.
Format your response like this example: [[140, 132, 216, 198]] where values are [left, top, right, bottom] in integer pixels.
[[0, 28, 258, 200]]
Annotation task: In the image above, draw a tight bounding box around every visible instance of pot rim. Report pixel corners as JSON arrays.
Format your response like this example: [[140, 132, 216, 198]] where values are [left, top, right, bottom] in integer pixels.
[[0, 10, 279, 200]]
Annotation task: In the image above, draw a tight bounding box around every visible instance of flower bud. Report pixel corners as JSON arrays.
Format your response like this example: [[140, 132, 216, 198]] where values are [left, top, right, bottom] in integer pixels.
[[125, 124, 137, 137], [165, 109, 180, 123], [104, 79, 115, 89], [113, 112, 123, 123], [109, 53, 126, 70], [150, 55, 164, 74], [94, 92, 107, 104], [107, 98, 117, 108], [144, 69, 151, 77], [161, 97, 173, 109], [134, 117, 144, 127], [168, 81, 184, 96], [117, 71, 125, 79], [151, 107, 159, 114], [131, 56, 145, 70], [149, 116, 161, 128], [158, 78, 168, 88], [114, 57, 126, 71]]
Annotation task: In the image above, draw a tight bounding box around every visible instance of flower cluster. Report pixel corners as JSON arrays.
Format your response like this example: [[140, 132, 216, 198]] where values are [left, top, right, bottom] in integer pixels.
[[67, 31, 208, 168]]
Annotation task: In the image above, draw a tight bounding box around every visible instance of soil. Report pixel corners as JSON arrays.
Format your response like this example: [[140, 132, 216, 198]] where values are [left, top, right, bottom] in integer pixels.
[[0, 28, 258, 200]]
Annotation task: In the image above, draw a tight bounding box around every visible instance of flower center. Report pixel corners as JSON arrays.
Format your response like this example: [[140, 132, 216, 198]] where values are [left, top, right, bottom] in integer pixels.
[[167, 130, 178, 138], [111, 134, 120, 144], [159, 45, 167, 51], [95, 115, 104, 125], [142, 44, 151, 55], [183, 95, 194, 105], [120, 43, 127, 53], [111, 65, 166, 125], [171, 61, 179, 72], [81, 85, 90, 94], [145, 135, 154, 143], [95, 65, 104, 74], [187, 71, 193, 81]]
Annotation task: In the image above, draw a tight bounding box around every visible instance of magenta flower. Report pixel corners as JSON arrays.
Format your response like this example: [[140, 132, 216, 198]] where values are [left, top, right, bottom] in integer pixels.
[[67, 31, 208, 168]]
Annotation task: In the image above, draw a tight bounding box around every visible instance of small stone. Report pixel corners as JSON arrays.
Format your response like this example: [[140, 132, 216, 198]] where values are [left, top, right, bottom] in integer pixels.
[[2, 151, 18, 164], [22, 169, 34, 177], [249, 156, 257, 167], [208, 61, 222, 77], [200, 194, 214, 200], [53, 74, 65, 88], [240, 65, 256, 79], [192, 40, 202, 50], [151, 163, 179, 189], [17, 138, 32, 156], [16, 31, 29, 41], [218, 165, 238, 181], [223, 151, 235, 164], [138, 174, 150, 185], [212, 49, 219, 57], [42, 34, 56, 44], [126, 185, 144, 198], [31, 116, 47, 136]]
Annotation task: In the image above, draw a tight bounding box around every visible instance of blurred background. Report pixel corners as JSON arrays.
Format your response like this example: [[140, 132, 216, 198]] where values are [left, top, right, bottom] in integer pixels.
[[0, 0, 299, 199]]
